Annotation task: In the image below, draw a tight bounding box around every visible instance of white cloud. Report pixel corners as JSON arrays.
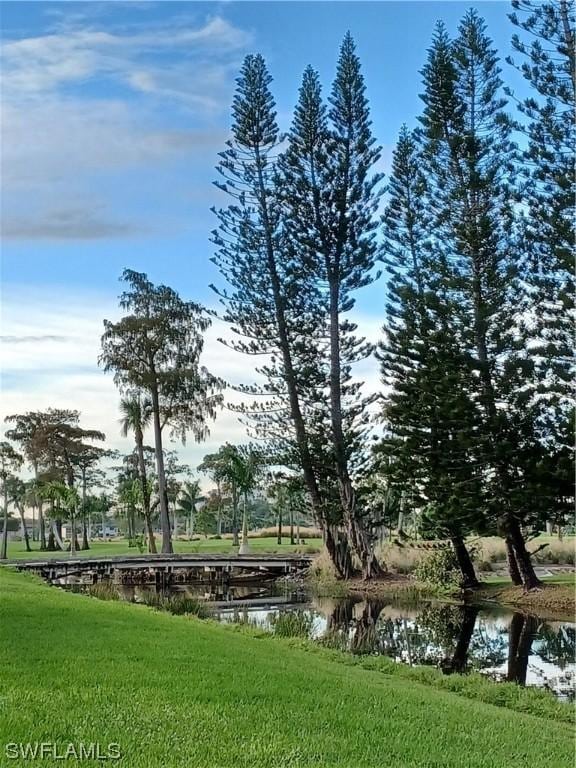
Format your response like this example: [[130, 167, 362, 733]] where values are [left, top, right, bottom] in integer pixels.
[[1, 14, 250, 241], [0, 289, 385, 487], [0, 288, 255, 484], [1, 16, 251, 104]]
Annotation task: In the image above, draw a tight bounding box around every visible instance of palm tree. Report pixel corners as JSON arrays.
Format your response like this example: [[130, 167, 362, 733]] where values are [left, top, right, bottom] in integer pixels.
[[0, 441, 23, 559], [176, 480, 202, 539], [266, 473, 288, 545], [7, 478, 31, 552], [119, 393, 157, 553], [200, 445, 243, 545], [39, 481, 80, 554], [25, 479, 42, 545], [232, 448, 261, 555]]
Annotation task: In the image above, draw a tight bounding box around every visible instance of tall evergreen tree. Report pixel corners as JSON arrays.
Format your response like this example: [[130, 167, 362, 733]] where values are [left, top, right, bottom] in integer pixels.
[[378, 126, 483, 587], [507, 0, 575, 435], [211, 54, 351, 575], [280, 36, 384, 578], [418, 14, 543, 588]]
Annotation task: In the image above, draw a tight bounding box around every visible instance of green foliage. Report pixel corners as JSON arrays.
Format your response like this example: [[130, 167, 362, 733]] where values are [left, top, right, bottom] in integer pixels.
[[140, 591, 212, 619], [414, 547, 463, 591], [100, 270, 224, 553], [86, 582, 120, 601], [270, 610, 314, 638]]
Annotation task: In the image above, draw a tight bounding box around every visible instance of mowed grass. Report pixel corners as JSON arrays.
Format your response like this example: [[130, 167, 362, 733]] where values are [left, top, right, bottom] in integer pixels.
[[0, 570, 573, 768], [5, 536, 322, 561]]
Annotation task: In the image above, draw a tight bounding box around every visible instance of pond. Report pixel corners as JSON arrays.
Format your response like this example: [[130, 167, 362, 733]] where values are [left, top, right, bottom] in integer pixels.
[[110, 581, 575, 702]]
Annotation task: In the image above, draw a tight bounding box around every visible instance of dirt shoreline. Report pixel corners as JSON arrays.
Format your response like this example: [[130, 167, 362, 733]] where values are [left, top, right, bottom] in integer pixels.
[[324, 574, 575, 621]]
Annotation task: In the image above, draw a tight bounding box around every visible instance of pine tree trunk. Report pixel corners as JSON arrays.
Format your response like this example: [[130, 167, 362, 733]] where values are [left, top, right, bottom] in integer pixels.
[[328, 280, 382, 580], [145, 515, 157, 554], [289, 506, 295, 545], [505, 536, 522, 586], [450, 535, 480, 589], [508, 518, 542, 590], [277, 507, 282, 545], [325, 526, 354, 580]]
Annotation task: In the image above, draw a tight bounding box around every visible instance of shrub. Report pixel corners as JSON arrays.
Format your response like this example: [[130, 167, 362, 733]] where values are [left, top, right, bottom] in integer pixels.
[[413, 547, 462, 591]]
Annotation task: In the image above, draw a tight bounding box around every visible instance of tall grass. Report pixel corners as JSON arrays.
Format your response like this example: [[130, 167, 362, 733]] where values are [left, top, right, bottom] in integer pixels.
[[306, 550, 351, 597], [270, 610, 314, 638], [376, 536, 575, 575], [376, 542, 425, 573], [247, 526, 323, 540], [139, 591, 212, 618], [475, 536, 575, 568], [86, 581, 120, 601]]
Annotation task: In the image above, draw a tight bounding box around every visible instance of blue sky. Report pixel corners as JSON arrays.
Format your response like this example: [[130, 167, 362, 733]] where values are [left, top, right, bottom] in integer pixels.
[[0, 1, 527, 476]]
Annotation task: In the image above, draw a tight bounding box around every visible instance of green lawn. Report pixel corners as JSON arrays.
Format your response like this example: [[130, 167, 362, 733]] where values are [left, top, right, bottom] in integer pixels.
[[0, 569, 573, 768], [4, 536, 322, 560], [483, 573, 576, 585]]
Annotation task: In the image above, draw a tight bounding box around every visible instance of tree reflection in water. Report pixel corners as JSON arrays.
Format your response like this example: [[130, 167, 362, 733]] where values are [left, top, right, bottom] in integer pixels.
[[317, 598, 574, 700]]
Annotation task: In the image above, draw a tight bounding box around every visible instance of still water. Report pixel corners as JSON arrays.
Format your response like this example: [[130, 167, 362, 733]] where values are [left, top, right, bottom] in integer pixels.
[[114, 581, 575, 702]]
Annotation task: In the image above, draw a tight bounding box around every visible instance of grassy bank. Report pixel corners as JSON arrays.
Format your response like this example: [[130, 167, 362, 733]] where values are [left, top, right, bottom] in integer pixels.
[[0, 570, 573, 767], [474, 574, 576, 619], [307, 552, 576, 616]]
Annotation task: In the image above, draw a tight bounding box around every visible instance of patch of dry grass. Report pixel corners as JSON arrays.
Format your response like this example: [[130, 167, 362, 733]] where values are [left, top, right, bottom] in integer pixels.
[[376, 542, 426, 573], [474, 536, 575, 569]]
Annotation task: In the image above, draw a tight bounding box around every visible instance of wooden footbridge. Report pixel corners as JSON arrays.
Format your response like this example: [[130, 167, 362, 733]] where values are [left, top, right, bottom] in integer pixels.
[[6, 553, 313, 587]]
